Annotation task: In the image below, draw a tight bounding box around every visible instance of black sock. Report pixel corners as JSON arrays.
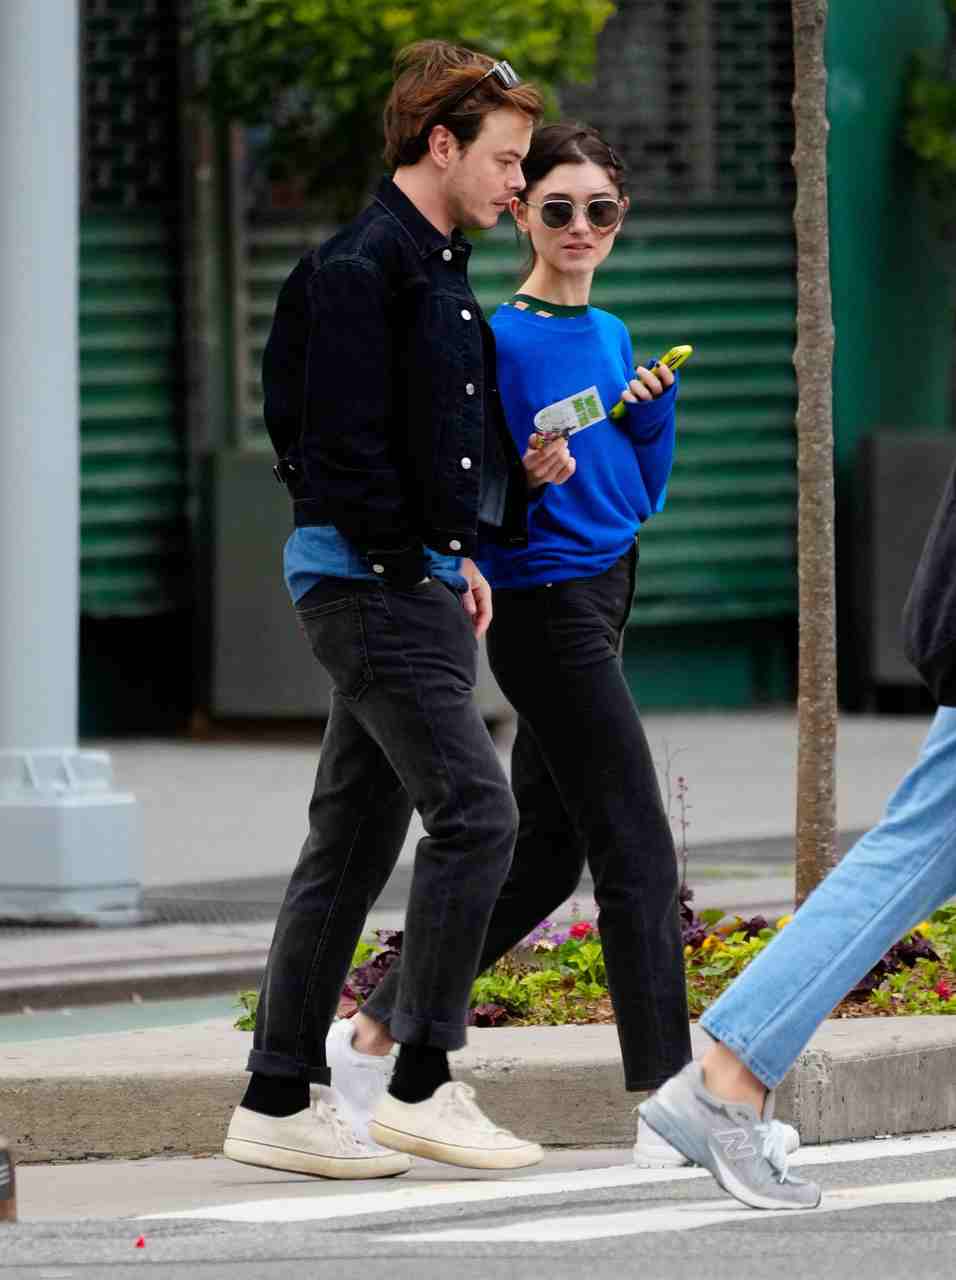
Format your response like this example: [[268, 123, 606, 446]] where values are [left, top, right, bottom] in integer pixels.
[[388, 1043, 452, 1104], [241, 1072, 310, 1117]]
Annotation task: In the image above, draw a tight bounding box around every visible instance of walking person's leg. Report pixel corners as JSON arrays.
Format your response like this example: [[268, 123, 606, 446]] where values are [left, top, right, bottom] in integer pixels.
[[247, 691, 414, 1086], [227, 576, 539, 1175], [490, 554, 692, 1091], [360, 714, 589, 1033], [307, 578, 539, 1168], [338, 715, 583, 1148], [362, 553, 694, 1148], [225, 681, 418, 1179], [640, 705, 956, 1209]]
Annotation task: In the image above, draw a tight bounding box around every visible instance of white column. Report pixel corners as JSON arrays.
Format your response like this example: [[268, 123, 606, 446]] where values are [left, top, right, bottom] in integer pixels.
[[0, 0, 142, 923]]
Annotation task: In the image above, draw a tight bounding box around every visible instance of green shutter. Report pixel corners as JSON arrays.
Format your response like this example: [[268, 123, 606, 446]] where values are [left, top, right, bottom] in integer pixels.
[[79, 213, 187, 616], [79, 0, 186, 617]]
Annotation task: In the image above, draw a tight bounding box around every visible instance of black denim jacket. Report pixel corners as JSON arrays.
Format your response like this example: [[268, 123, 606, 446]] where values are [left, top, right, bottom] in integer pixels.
[[262, 178, 530, 586]]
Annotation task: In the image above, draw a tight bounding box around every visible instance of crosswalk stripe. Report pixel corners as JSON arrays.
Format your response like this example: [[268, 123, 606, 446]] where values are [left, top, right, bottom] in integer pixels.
[[145, 1129, 956, 1224], [390, 1176, 956, 1243]]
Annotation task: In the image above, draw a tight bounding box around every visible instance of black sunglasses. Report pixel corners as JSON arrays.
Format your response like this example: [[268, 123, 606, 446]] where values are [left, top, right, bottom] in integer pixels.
[[523, 197, 624, 231], [439, 59, 521, 118]]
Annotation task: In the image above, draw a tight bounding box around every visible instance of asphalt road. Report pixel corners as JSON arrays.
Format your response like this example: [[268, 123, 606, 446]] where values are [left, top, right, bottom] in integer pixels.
[[6, 1133, 956, 1279]]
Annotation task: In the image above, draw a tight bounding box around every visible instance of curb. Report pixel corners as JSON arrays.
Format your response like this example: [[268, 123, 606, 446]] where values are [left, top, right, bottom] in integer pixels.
[[0, 954, 270, 1015], [2, 1018, 956, 1163]]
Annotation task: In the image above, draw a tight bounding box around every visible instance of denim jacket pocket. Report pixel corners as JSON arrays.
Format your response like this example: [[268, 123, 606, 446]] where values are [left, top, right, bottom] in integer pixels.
[[296, 595, 373, 701]]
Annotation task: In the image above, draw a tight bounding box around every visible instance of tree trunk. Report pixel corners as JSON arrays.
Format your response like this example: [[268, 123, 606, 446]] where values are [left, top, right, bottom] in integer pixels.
[[791, 0, 837, 906]]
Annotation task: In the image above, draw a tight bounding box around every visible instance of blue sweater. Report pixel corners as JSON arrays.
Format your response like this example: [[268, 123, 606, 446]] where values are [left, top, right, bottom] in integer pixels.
[[478, 303, 678, 589]]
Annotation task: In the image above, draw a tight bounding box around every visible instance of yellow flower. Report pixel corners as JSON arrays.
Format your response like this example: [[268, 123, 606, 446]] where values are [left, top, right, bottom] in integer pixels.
[[683, 945, 693, 958], [913, 921, 932, 937], [776, 914, 793, 929], [701, 934, 719, 951]]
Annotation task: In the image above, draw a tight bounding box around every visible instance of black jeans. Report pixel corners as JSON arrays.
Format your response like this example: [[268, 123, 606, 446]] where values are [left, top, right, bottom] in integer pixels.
[[248, 576, 518, 1084], [364, 545, 692, 1091]]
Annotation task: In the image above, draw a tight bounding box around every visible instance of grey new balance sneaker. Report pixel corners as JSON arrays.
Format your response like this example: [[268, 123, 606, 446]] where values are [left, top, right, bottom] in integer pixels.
[[634, 1110, 801, 1169], [638, 1063, 821, 1210]]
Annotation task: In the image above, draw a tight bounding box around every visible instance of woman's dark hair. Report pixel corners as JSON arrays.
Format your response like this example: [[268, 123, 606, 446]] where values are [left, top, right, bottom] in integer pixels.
[[519, 122, 626, 200], [516, 123, 627, 275]]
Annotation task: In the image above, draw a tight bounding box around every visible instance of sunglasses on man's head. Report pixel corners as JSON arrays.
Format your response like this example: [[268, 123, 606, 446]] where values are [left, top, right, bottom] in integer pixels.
[[439, 59, 521, 118], [523, 197, 624, 231]]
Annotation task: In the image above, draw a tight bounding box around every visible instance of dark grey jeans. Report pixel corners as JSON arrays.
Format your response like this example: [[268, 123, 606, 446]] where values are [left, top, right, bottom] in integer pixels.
[[363, 545, 692, 1091], [248, 576, 518, 1084]]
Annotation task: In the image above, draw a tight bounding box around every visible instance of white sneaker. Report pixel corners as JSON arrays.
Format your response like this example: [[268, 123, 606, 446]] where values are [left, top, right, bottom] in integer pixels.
[[633, 1111, 800, 1168], [369, 1081, 544, 1170], [223, 1088, 411, 1179], [325, 1017, 396, 1148]]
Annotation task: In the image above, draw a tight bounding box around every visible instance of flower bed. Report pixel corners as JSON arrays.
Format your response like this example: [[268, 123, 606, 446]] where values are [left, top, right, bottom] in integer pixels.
[[234, 898, 956, 1031]]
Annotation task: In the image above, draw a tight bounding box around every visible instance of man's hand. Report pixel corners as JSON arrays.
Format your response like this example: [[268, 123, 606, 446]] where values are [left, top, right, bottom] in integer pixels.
[[459, 557, 492, 639], [523, 435, 576, 489], [621, 360, 675, 404]]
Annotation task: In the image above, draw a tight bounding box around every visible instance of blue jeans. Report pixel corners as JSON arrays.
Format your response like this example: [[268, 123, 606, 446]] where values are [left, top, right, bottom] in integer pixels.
[[701, 706, 956, 1089]]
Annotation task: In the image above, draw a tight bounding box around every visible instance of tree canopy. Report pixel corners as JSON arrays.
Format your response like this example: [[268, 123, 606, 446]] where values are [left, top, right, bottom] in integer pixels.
[[193, 0, 615, 217]]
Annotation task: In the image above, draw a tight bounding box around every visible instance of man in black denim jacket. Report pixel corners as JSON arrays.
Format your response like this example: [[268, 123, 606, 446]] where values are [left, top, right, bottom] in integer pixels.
[[265, 175, 533, 587], [224, 43, 553, 1181]]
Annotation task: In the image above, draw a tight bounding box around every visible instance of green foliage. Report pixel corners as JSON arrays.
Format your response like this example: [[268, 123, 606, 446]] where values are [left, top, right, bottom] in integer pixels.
[[234, 905, 956, 1033], [193, 0, 615, 216], [869, 958, 956, 1015], [351, 939, 376, 969], [904, 13, 956, 232], [233, 937, 375, 1029], [234, 989, 258, 1031]]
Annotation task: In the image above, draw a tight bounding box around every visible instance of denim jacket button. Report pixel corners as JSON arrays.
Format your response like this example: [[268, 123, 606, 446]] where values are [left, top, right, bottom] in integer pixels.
[[372, 563, 385, 574], [460, 309, 471, 320], [442, 248, 453, 262], [460, 457, 472, 470], [465, 383, 475, 395], [449, 539, 462, 551]]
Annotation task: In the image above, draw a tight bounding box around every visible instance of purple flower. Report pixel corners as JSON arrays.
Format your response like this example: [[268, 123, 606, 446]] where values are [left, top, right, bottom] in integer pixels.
[[468, 1003, 510, 1027], [521, 919, 554, 947]]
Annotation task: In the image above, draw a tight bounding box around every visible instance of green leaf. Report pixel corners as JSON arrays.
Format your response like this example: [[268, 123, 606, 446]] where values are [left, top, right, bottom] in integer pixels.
[[699, 909, 726, 927]]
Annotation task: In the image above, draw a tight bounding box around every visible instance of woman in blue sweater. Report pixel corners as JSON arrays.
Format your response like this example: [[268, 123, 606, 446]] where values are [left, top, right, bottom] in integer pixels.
[[357, 123, 800, 1166], [481, 123, 692, 1162]]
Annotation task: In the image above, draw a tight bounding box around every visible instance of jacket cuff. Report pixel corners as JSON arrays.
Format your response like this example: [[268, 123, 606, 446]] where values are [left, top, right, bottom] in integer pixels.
[[364, 543, 428, 587]]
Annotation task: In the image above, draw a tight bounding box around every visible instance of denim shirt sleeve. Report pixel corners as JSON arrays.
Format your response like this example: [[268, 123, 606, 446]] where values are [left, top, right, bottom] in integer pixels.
[[302, 255, 425, 580]]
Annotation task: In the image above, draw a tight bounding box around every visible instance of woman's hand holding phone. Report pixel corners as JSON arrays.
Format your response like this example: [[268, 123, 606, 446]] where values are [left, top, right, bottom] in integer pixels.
[[620, 359, 674, 405]]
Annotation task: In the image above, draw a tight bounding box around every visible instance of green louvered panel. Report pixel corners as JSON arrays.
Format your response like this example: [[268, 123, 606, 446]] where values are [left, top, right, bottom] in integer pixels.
[[79, 213, 188, 616], [469, 205, 797, 626], [79, 0, 186, 618]]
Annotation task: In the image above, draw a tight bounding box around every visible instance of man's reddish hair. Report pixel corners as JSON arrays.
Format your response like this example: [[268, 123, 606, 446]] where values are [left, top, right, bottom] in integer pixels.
[[383, 40, 543, 170]]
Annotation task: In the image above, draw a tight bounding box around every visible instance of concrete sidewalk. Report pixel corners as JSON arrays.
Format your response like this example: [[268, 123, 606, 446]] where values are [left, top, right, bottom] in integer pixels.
[[3, 1017, 956, 1164], [0, 710, 932, 1013], [1, 710, 951, 1163], [99, 711, 932, 888]]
